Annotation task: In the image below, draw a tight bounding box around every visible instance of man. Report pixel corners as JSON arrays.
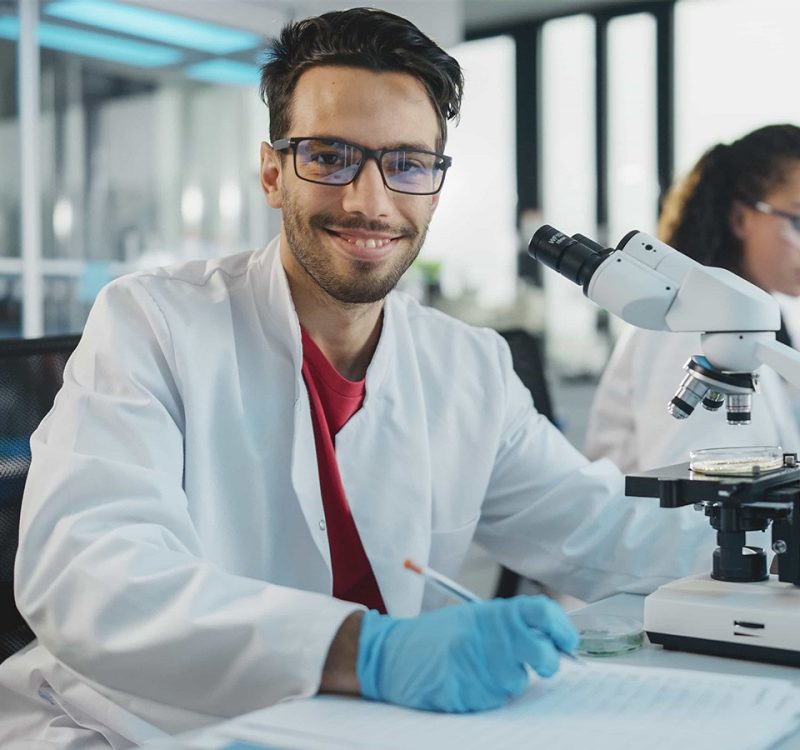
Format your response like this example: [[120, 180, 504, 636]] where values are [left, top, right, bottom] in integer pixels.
[[0, 8, 713, 748]]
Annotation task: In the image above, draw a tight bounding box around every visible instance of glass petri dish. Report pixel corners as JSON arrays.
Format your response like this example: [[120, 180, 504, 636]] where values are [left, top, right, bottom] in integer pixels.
[[689, 446, 783, 476], [569, 613, 644, 657]]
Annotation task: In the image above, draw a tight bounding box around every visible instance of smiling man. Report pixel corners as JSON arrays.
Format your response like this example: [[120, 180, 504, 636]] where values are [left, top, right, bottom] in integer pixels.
[[269, 68, 437, 307], [0, 8, 715, 749]]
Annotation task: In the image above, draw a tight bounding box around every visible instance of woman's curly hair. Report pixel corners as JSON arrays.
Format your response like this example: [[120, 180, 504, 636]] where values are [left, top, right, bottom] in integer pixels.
[[658, 124, 800, 275]]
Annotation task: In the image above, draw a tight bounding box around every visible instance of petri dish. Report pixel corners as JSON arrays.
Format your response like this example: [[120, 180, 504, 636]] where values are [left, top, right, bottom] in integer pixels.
[[689, 446, 783, 476], [569, 613, 644, 657]]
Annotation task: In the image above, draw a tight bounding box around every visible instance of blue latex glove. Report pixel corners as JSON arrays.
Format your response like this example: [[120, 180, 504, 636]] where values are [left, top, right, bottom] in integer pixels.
[[357, 595, 579, 713]]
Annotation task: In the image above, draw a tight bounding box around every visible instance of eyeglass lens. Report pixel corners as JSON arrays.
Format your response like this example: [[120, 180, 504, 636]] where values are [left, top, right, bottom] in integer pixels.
[[756, 201, 800, 232], [294, 138, 444, 194]]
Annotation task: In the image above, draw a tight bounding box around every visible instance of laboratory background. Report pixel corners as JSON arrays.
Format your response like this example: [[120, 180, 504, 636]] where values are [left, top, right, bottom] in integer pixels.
[[2, 0, 799, 595]]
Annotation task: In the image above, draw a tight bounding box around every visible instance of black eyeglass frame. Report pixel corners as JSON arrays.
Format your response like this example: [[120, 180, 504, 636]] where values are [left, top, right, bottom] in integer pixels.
[[271, 136, 453, 196], [752, 200, 800, 232]]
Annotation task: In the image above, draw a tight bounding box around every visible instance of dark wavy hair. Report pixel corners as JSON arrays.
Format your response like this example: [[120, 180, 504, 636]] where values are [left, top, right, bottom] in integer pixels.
[[658, 124, 800, 277], [259, 7, 463, 151]]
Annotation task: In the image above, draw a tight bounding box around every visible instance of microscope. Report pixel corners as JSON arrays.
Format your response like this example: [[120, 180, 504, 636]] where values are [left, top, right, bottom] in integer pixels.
[[529, 224, 800, 666]]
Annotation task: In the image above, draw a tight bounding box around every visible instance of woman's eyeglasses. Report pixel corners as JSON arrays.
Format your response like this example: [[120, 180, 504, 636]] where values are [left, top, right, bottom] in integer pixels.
[[752, 201, 800, 232]]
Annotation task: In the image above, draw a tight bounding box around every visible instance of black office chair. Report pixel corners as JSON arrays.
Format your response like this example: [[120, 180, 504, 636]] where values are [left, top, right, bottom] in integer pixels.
[[494, 329, 556, 598], [497, 329, 556, 426], [0, 335, 80, 663]]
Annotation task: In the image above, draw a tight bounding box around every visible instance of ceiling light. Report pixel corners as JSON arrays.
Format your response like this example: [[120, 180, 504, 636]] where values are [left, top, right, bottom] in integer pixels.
[[45, 0, 262, 55], [0, 16, 183, 67], [184, 59, 261, 87]]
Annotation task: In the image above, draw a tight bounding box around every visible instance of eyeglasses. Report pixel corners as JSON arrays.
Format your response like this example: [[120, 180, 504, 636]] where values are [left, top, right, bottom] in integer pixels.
[[271, 136, 452, 195], [752, 201, 800, 232]]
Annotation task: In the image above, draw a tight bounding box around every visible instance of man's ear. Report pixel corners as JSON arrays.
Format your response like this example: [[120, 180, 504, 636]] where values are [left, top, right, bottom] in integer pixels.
[[260, 142, 283, 209], [729, 200, 747, 240]]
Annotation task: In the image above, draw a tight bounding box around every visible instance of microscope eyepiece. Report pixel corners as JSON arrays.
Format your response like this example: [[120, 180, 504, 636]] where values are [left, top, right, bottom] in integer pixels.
[[528, 225, 611, 290]]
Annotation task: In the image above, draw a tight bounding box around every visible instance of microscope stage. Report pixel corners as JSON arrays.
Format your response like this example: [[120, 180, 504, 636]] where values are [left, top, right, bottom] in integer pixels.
[[644, 574, 800, 666]]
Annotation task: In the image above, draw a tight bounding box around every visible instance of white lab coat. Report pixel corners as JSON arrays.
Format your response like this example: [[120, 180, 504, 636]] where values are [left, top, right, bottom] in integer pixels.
[[585, 325, 800, 473], [0, 239, 715, 749]]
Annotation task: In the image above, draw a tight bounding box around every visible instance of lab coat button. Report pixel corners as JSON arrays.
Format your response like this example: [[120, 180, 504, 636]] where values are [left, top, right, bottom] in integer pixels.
[[319, 519, 326, 531]]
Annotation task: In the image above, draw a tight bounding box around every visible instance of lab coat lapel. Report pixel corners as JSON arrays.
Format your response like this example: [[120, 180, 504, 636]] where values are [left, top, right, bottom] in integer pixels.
[[256, 241, 331, 579], [290, 388, 331, 575], [336, 296, 431, 617], [254, 247, 432, 608]]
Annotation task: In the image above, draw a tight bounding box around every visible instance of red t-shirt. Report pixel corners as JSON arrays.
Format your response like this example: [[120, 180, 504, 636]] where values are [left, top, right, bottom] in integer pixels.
[[300, 327, 387, 613]]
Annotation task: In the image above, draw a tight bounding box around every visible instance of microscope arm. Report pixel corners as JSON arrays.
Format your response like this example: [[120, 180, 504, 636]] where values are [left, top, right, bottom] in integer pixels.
[[530, 226, 781, 370], [756, 337, 800, 390], [586, 233, 781, 338]]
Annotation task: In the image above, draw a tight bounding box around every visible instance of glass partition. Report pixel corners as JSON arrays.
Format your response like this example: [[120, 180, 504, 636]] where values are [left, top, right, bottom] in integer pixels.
[[1, 1, 278, 336], [674, 0, 800, 175]]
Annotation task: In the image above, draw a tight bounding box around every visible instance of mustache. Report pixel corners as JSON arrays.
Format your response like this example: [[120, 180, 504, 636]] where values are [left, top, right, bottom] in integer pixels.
[[309, 212, 417, 239]]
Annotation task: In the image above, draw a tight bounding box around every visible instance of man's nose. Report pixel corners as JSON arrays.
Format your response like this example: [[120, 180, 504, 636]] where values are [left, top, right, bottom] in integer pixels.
[[341, 157, 393, 216]]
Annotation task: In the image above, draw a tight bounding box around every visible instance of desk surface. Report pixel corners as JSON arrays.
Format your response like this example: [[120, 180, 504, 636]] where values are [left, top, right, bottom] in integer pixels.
[[144, 594, 800, 750], [579, 594, 800, 750]]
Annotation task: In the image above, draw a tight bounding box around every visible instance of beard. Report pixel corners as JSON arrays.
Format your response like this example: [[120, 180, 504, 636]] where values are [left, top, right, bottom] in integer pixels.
[[281, 190, 431, 305]]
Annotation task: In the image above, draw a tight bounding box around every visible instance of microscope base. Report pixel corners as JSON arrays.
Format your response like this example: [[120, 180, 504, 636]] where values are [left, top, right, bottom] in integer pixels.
[[651, 632, 800, 666], [644, 573, 800, 666]]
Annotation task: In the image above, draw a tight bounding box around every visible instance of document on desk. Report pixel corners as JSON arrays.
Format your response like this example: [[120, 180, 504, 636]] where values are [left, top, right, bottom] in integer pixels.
[[232, 662, 800, 750]]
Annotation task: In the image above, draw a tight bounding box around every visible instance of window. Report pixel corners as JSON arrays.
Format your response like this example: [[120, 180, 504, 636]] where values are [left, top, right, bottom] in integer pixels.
[[540, 15, 603, 375], [422, 35, 517, 309], [607, 12, 658, 242], [674, 0, 800, 175]]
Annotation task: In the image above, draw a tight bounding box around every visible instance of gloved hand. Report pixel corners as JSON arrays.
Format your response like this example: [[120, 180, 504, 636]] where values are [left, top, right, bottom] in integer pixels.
[[356, 595, 579, 713]]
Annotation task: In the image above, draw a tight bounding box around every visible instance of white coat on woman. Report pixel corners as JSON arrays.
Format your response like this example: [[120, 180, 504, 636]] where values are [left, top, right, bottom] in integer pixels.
[[0, 239, 714, 749]]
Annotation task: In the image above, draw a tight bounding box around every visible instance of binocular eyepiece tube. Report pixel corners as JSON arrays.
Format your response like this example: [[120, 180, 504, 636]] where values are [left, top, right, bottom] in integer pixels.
[[527, 225, 611, 290]]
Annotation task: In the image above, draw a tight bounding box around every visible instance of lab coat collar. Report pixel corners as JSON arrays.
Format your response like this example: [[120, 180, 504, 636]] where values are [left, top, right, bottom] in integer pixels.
[[251, 237, 304, 388], [250, 236, 394, 395]]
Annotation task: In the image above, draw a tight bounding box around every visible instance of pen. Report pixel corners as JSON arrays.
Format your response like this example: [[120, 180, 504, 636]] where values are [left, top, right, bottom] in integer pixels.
[[403, 558, 586, 665]]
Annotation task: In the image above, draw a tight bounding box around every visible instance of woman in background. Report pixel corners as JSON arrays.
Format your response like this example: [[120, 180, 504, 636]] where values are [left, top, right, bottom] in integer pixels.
[[585, 124, 800, 472]]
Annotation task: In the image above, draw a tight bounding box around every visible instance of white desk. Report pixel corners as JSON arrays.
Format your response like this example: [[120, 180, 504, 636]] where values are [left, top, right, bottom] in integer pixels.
[[578, 593, 800, 687], [578, 594, 800, 750], [143, 594, 800, 750]]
